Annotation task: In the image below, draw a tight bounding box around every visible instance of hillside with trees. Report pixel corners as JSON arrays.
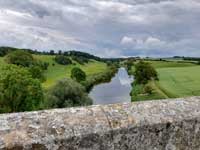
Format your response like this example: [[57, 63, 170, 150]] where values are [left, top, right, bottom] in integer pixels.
[[0, 47, 118, 113]]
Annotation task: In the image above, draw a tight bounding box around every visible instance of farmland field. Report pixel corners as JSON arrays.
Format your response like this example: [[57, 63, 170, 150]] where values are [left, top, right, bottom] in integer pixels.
[[146, 60, 195, 68], [131, 60, 200, 101], [157, 66, 200, 97]]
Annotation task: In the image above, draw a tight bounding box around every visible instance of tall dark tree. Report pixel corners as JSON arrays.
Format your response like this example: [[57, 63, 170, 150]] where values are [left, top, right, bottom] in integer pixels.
[[50, 50, 55, 55], [58, 50, 62, 55]]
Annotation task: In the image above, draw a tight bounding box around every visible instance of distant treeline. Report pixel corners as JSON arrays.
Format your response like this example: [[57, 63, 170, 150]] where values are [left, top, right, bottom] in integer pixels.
[[0, 47, 42, 56], [174, 56, 200, 61], [0, 46, 140, 63]]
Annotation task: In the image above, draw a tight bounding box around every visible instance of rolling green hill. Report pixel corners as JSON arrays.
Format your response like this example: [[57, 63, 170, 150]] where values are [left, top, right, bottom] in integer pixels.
[[0, 55, 108, 89]]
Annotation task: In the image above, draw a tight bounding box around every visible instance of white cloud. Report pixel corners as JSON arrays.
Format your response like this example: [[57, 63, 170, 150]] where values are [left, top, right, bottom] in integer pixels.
[[120, 36, 134, 45]]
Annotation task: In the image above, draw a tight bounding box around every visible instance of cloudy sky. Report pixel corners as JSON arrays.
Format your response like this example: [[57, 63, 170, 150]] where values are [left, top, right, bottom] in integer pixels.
[[0, 0, 200, 57]]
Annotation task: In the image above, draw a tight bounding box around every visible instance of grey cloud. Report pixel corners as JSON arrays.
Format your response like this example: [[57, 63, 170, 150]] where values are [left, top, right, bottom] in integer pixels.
[[0, 0, 200, 57]]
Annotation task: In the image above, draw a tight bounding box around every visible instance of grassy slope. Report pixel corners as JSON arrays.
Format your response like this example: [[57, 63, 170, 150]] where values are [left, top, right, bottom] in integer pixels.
[[0, 55, 108, 89], [34, 55, 107, 88], [131, 60, 199, 101]]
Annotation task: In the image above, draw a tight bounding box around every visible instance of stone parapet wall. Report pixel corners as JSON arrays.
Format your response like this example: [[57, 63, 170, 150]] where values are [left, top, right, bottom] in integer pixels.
[[0, 97, 200, 150]]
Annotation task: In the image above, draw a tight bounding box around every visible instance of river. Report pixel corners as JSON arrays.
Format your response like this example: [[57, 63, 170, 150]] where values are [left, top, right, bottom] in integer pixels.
[[89, 67, 134, 105]]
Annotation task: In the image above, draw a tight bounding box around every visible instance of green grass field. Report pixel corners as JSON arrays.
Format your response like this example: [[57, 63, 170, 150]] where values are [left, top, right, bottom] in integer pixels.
[[35, 55, 108, 88], [0, 55, 108, 89], [131, 60, 200, 101], [157, 66, 200, 97], [146, 60, 195, 68]]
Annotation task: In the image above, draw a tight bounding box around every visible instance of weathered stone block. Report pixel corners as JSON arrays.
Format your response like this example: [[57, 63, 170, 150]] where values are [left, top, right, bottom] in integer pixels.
[[0, 97, 200, 150]]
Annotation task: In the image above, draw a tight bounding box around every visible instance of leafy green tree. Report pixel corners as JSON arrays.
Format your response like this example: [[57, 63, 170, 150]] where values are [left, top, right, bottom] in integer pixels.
[[29, 66, 46, 82], [134, 61, 158, 84], [34, 61, 49, 70], [55, 55, 72, 65], [45, 78, 92, 108], [125, 60, 134, 71], [71, 67, 86, 82], [0, 65, 44, 113], [5, 50, 34, 67]]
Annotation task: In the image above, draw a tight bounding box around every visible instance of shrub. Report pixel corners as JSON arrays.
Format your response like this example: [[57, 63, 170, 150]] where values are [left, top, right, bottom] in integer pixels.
[[35, 61, 49, 70], [45, 78, 92, 108], [5, 50, 34, 67], [144, 85, 153, 95], [134, 61, 158, 84], [55, 55, 72, 65], [0, 65, 43, 113], [71, 67, 86, 82], [125, 59, 134, 71]]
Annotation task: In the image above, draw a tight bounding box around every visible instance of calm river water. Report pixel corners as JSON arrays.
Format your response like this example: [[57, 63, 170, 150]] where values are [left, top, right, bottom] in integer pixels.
[[89, 67, 134, 105]]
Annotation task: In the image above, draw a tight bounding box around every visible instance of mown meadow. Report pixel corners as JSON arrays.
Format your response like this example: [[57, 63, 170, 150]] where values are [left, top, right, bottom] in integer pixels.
[[130, 60, 200, 101]]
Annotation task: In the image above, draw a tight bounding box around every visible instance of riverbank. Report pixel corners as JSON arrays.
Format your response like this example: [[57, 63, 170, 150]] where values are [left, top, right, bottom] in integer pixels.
[[82, 64, 118, 92], [90, 67, 133, 105]]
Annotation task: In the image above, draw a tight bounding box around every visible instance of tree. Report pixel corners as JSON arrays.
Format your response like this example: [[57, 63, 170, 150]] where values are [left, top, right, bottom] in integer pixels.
[[50, 50, 55, 55], [55, 55, 72, 65], [45, 78, 92, 108], [134, 61, 158, 84], [72, 56, 89, 65], [5, 50, 34, 67], [71, 67, 86, 82], [34, 61, 49, 70], [0, 65, 43, 113], [29, 66, 46, 82], [58, 50, 62, 55]]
